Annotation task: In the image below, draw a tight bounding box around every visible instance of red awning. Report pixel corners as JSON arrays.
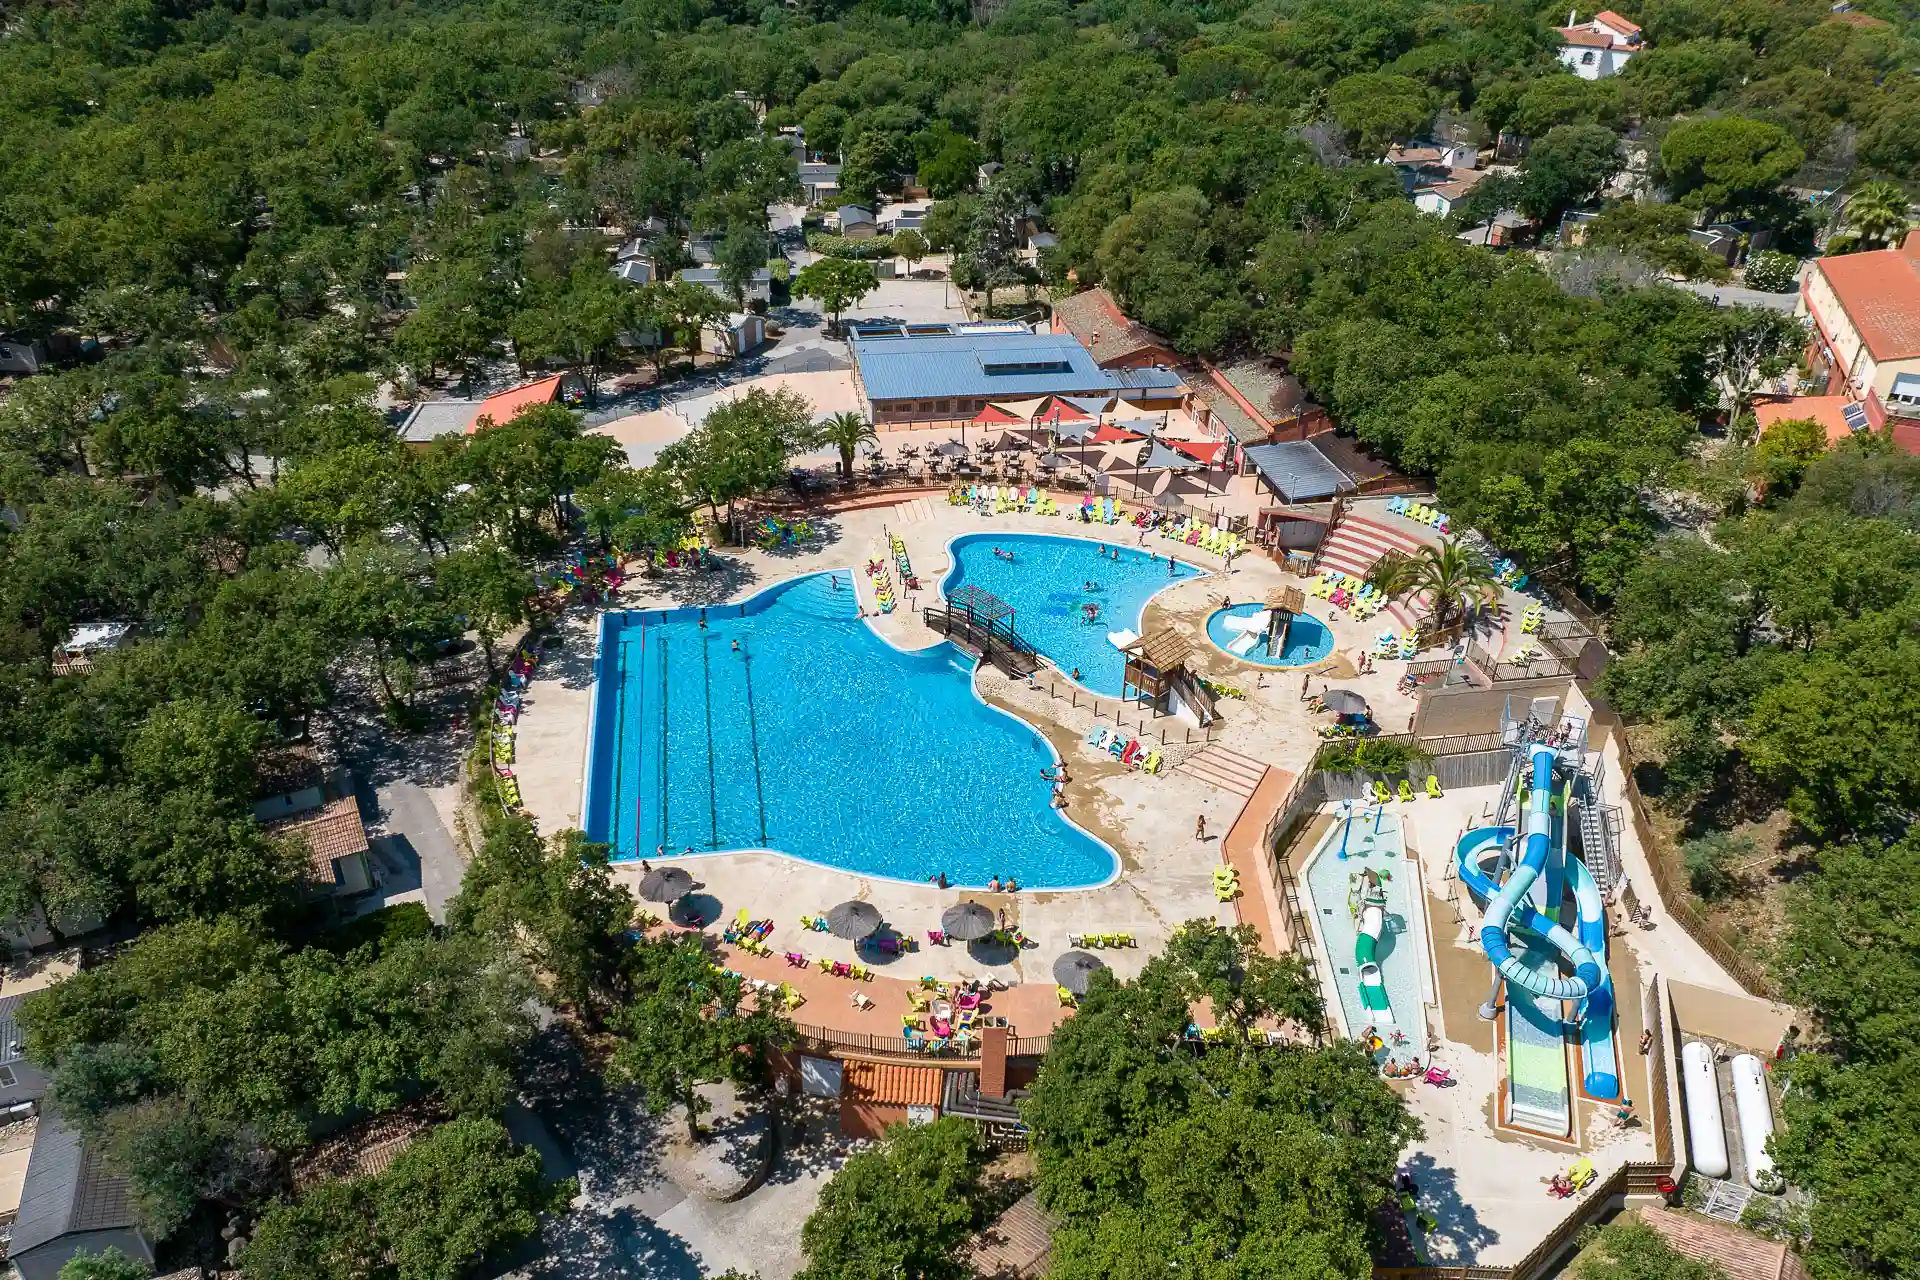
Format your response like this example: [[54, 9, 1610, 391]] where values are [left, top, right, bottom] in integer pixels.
[[1087, 424, 1144, 444], [1167, 439, 1228, 465]]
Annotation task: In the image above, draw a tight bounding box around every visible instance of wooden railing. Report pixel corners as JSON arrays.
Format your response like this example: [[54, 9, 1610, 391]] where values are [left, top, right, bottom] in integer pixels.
[[791, 1023, 1052, 1061]]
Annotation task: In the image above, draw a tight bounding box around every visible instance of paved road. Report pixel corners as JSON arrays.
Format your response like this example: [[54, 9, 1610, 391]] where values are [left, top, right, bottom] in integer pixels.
[[360, 779, 467, 923], [1672, 280, 1801, 313]]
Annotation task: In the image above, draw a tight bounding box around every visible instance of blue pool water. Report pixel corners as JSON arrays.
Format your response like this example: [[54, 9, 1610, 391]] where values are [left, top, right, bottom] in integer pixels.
[[582, 572, 1117, 888], [942, 533, 1202, 696], [1204, 602, 1335, 667]]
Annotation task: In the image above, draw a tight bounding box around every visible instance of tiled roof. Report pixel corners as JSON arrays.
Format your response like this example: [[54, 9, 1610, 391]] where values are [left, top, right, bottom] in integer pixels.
[[843, 1061, 946, 1107], [1814, 244, 1920, 361], [960, 1191, 1057, 1278], [1419, 167, 1490, 201], [1754, 395, 1860, 446], [265, 796, 368, 884], [1191, 379, 1263, 443], [1634, 1207, 1811, 1280], [471, 375, 568, 434], [1213, 358, 1307, 424], [1594, 9, 1640, 33], [11, 1111, 138, 1258], [1558, 27, 1619, 46], [1385, 145, 1449, 166], [1051, 287, 1171, 365], [1827, 10, 1891, 26], [293, 1108, 436, 1190]]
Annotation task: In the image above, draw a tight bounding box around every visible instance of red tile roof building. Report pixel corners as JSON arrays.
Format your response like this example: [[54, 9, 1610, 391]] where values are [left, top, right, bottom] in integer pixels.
[[1800, 233, 1920, 453], [1050, 287, 1180, 369], [264, 796, 373, 893]]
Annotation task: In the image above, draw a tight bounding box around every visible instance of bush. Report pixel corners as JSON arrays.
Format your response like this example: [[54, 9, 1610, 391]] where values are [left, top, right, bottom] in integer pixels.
[[804, 231, 896, 260], [1743, 249, 1798, 293], [1681, 831, 1751, 900], [1314, 738, 1432, 776]]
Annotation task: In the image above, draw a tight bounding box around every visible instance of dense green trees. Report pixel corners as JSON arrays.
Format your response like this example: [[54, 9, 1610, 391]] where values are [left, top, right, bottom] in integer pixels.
[[796, 1118, 988, 1280], [240, 1116, 555, 1280], [605, 933, 792, 1140], [1025, 924, 1413, 1280]]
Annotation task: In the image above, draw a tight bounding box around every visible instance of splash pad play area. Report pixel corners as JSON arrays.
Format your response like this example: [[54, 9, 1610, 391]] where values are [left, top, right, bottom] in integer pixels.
[[1454, 699, 1622, 1139], [1303, 803, 1433, 1076]]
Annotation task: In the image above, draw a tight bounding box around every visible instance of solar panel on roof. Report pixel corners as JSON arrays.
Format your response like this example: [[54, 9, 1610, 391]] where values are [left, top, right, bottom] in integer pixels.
[[1842, 402, 1870, 431]]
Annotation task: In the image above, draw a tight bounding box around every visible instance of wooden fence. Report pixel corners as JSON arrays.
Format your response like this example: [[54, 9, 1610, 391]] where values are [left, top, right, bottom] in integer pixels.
[[1025, 672, 1217, 745]]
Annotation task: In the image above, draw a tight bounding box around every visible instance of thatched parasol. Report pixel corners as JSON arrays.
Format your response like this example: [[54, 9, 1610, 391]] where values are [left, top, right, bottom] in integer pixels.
[[941, 902, 997, 942], [826, 900, 884, 939]]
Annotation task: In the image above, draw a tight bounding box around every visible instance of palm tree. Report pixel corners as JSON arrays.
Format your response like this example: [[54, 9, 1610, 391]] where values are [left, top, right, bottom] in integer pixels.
[[1364, 550, 1421, 600], [1362, 540, 1499, 632], [817, 411, 878, 478], [1846, 180, 1913, 249], [1411, 539, 1500, 632]]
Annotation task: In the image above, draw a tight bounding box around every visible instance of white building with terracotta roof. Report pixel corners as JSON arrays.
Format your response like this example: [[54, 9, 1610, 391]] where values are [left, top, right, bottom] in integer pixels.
[[1800, 232, 1920, 452], [1556, 9, 1642, 79]]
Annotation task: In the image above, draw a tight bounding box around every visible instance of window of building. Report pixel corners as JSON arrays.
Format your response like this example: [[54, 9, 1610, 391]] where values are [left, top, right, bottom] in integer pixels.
[[0, 1066, 16, 1089], [1891, 373, 1920, 405], [935, 400, 951, 413], [1581, 51, 1595, 64], [918, 401, 934, 413]]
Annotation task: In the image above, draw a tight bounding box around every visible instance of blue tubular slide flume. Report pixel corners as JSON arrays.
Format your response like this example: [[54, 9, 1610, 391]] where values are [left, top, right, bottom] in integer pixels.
[[1473, 745, 1619, 1099]]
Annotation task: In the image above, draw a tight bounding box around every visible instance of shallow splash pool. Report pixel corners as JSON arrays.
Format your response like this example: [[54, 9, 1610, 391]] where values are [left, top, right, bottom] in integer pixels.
[[942, 532, 1201, 696], [582, 572, 1118, 889], [1302, 805, 1429, 1070], [1204, 602, 1335, 667]]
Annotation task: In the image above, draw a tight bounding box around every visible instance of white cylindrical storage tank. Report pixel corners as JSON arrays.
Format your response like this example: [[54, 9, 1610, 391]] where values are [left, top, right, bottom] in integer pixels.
[[1731, 1053, 1782, 1191], [1682, 1041, 1730, 1178]]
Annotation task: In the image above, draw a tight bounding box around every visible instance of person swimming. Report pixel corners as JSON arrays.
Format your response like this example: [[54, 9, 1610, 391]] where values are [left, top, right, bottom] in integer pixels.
[[988, 876, 1002, 891]]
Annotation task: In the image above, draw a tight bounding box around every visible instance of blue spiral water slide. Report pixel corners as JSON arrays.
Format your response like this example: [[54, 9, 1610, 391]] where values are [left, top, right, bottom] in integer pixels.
[[1464, 743, 1620, 1099]]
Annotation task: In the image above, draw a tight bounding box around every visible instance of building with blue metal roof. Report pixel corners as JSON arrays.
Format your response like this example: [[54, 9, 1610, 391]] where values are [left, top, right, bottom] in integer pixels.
[[849, 323, 1185, 425]]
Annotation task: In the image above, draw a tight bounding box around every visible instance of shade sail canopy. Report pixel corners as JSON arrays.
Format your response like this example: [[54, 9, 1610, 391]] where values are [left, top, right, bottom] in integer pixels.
[[827, 900, 885, 939], [972, 402, 1024, 425], [1087, 424, 1145, 444]]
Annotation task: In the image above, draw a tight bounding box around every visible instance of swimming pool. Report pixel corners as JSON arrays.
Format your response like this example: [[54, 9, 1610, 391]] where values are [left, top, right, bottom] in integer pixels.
[[1302, 805, 1428, 1071], [1204, 602, 1335, 667], [582, 572, 1118, 888], [942, 533, 1202, 696]]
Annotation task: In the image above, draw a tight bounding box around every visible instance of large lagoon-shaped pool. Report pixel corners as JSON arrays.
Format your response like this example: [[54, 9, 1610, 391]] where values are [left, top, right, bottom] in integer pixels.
[[943, 533, 1202, 696], [583, 572, 1118, 888]]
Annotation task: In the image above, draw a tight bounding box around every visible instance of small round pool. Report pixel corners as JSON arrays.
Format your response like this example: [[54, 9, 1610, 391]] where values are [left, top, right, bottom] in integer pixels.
[[1205, 603, 1335, 667]]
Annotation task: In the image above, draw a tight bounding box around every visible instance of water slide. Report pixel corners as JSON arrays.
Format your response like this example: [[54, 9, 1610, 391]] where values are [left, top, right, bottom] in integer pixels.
[[1459, 744, 1620, 1099], [1352, 869, 1394, 1026]]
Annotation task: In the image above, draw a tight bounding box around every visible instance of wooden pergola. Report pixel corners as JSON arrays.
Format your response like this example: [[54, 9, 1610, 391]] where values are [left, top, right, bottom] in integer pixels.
[[1265, 586, 1306, 655], [1121, 627, 1195, 714]]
